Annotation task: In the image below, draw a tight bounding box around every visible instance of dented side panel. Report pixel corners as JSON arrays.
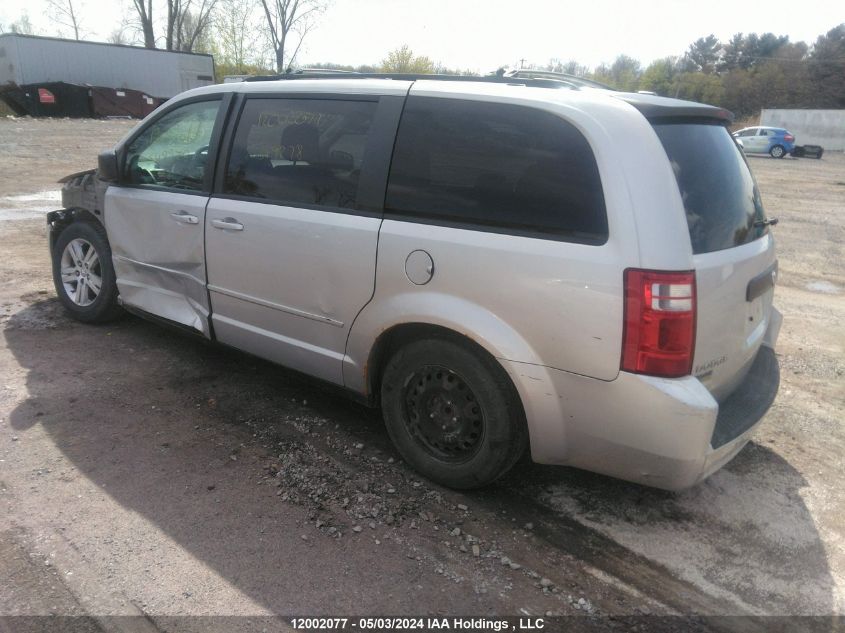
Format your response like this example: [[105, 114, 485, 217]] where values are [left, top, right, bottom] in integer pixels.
[[104, 187, 211, 336], [59, 169, 108, 224]]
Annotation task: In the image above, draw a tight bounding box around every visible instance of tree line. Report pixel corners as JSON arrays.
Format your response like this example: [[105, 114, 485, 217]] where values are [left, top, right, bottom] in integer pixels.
[[3, 2, 843, 117], [548, 26, 845, 116]]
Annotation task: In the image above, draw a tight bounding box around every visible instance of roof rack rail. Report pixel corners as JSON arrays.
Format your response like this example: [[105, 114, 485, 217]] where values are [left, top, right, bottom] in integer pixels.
[[242, 71, 583, 90], [504, 69, 614, 91]]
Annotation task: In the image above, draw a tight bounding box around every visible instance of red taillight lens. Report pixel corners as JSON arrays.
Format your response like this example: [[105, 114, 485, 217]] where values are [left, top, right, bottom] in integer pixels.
[[784, 134, 794, 142], [621, 269, 696, 378]]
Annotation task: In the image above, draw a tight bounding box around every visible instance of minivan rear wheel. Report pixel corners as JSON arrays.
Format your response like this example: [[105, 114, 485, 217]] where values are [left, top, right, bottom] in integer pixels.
[[770, 144, 786, 158], [380, 338, 527, 489]]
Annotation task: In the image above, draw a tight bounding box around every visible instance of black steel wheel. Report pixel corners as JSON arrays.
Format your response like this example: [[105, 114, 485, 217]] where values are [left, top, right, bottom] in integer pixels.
[[402, 365, 485, 463], [381, 337, 527, 489]]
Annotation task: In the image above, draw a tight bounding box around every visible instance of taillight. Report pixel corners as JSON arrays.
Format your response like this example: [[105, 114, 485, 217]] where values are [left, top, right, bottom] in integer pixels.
[[784, 134, 794, 142], [621, 269, 696, 378]]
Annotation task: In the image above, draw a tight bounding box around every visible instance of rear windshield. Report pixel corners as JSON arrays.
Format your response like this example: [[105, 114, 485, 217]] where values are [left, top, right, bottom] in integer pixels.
[[653, 122, 768, 254]]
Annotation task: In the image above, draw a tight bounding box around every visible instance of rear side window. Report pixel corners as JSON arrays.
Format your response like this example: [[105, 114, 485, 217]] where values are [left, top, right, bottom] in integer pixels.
[[224, 98, 377, 209], [653, 123, 768, 254], [385, 97, 608, 243]]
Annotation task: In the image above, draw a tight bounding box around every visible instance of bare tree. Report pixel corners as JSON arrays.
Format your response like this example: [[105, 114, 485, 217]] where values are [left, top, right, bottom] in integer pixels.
[[131, 0, 156, 48], [167, 0, 218, 52], [45, 0, 84, 40], [259, 0, 327, 73], [108, 28, 130, 45], [108, 16, 136, 45], [215, 0, 256, 68], [9, 13, 36, 35], [165, 0, 181, 50]]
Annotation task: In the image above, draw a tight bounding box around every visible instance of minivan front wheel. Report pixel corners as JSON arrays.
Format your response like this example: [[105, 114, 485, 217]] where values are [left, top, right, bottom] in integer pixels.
[[381, 338, 527, 489], [52, 221, 122, 323], [770, 144, 786, 158]]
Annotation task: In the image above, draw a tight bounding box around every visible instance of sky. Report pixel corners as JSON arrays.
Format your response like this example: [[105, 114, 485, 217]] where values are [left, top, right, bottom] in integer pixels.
[[1, 0, 843, 72]]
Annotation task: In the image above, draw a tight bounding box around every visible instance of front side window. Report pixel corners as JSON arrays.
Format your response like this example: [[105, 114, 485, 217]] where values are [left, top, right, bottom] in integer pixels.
[[124, 100, 220, 191], [224, 98, 377, 209], [385, 97, 608, 242]]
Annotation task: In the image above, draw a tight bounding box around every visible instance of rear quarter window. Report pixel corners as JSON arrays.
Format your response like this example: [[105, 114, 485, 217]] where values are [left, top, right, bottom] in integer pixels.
[[385, 97, 608, 243], [653, 122, 768, 254]]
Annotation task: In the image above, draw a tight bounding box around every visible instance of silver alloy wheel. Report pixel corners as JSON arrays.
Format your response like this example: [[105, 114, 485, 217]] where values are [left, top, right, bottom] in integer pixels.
[[771, 145, 784, 158], [60, 238, 102, 307]]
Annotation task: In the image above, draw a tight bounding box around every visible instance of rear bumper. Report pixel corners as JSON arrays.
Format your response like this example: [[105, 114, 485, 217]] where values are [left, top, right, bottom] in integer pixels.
[[507, 317, 781, 491]]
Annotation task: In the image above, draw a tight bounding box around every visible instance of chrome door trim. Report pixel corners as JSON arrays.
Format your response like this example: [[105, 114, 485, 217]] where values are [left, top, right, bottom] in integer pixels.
[[207, 284, 344, 327]]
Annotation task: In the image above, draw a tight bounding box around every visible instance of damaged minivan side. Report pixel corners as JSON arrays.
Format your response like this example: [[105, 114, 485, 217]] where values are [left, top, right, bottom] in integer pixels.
[[49, 74, 781, 491]]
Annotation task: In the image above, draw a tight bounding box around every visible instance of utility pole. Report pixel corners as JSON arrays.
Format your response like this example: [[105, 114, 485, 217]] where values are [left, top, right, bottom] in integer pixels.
[[519, 58, 526, 69]]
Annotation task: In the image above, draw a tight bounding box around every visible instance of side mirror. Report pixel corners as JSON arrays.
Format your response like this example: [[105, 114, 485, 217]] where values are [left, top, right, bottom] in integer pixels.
[[98, 150, 120, 182]]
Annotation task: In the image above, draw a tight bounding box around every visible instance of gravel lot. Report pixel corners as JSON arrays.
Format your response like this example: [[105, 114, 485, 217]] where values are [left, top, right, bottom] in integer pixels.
[[0, 117, 842, 631]]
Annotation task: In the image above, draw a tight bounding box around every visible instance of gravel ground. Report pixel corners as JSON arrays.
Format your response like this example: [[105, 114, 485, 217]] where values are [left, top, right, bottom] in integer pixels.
[[0, 117, 842, 631]]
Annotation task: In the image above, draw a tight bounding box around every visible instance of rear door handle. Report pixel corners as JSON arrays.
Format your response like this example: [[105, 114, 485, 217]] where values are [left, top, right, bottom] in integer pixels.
[[211, 217, 244, 231], [170, 211, 199, 225]]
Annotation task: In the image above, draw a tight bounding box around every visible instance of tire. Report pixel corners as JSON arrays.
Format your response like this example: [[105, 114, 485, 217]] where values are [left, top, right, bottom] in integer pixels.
[[770, 144, 785, 159], [380, 338, 527, 489], [51, 221, 122, 323]]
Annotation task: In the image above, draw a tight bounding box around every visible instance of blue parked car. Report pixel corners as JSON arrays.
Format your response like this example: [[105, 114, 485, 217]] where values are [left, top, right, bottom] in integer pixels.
[[732, 126, 796, 158]]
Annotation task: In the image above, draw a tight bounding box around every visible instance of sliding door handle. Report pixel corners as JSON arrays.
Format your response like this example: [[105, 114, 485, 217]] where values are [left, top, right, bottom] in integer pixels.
[[211, 218, 244, 231]]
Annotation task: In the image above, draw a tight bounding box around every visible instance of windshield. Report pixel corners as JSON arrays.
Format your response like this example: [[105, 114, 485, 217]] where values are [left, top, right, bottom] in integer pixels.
[[653, 122, 768, 254]]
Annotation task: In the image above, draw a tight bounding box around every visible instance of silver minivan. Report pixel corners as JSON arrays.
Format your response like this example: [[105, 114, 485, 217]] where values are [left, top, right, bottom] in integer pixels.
[[49, 73, 781, 490]]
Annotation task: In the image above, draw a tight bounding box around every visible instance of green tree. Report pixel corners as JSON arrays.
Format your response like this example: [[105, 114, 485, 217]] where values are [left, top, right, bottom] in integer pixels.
[[610, 54, 641, 91], [380, 45, 435, 74], [591, 55, 641, 91], [721, 68, 755, 116], [684, 34, 721, 73], [808, 23, 845, 107], [672, 72, 724, 105], [545, 58, 589, 77], [720, 33, 746, 71], [590, 62, 612, 86], [640, 57, 679, 96]]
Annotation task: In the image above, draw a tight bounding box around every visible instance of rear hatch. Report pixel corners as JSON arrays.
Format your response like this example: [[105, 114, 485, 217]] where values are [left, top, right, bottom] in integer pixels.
[[652, 122, 777, 401]]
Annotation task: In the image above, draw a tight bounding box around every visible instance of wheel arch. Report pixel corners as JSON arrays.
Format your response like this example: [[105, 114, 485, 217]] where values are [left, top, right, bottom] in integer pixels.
[[344, 292, 545, 398], [347, 311, 564, 465], [47, 208, 105, 253], [50, 213, 122, 323], [365, 322, 513, 404]]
